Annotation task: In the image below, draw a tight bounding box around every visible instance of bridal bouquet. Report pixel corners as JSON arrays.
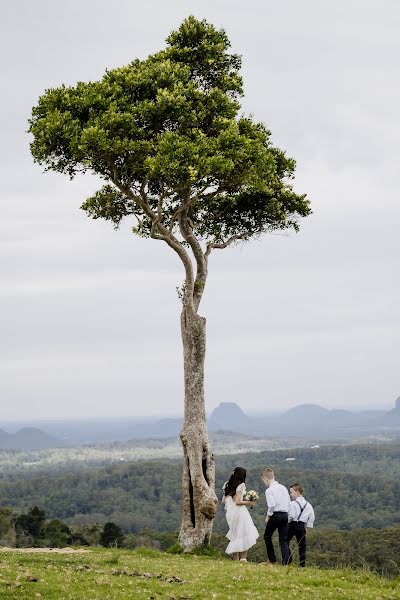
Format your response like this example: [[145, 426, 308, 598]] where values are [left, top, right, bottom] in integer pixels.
[[245, 490, 259, 507]]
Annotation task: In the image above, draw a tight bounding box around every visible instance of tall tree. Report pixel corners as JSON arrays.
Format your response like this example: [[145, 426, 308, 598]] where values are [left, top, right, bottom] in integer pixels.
[[29, 16, 311, 550], [44, 519, 72, 547], [16, 506, 46, 545], [100, 522, 125, 548]]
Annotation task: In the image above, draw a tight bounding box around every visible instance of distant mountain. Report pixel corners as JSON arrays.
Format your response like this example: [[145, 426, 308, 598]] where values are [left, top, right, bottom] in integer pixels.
[[208, 402, 249, 431], [207, 398, 400, 437], [389, 396, 400, 414], [280, 404, 361, 429], [282, 404, 331, 421], [5, 396, 398, 445], [379, 397, 400, 424], [0, 427, 61, 450]]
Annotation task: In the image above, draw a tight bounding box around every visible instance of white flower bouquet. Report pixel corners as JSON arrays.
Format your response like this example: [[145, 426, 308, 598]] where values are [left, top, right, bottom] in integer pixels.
[[245, 490, 259, 507]]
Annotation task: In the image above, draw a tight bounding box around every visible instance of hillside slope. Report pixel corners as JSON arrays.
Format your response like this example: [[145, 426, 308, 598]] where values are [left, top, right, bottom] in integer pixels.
[[0, 548, 398, 599]]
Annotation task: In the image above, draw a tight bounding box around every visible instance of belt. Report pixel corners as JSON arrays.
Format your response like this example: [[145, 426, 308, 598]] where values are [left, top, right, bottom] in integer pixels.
[[272, 511, 288, 515]]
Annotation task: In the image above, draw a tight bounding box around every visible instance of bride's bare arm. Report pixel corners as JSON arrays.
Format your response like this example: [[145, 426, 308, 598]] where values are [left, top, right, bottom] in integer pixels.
[[234, 489, 255, 507]]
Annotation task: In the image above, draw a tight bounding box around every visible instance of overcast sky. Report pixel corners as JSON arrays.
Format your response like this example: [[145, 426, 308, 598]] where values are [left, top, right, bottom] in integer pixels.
[[1, 0, 399, 421]]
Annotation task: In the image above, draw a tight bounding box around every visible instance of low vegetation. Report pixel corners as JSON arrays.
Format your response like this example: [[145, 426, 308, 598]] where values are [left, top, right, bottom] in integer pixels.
[[0, 547, 399, 599], [2, 506, 400, 578]]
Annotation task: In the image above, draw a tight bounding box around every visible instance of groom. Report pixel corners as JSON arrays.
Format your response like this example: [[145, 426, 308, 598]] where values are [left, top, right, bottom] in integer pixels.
[[262, 467, 290, 565]]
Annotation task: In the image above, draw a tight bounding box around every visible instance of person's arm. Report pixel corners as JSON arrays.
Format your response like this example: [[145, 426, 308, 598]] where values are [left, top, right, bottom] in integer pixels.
[[286, 490, 291, 514], [288, 500, 298, 523], [234, 485, 255, 507], [306, 505, 315, 529], [265, 488, 275, 521]]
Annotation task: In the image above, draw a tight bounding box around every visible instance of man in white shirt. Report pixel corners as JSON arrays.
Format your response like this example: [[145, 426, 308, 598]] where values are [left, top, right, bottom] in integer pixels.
[[288, 482, 315, 567], [262, 467, 290, 565]]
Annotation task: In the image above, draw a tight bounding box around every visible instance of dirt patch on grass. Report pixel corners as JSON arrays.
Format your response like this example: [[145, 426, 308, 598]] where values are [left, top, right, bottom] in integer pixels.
[[0, 547, 91, 554]]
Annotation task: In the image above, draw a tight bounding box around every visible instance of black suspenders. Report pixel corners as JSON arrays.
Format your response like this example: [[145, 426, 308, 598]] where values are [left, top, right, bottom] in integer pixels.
[[295, 500, 308, 522]]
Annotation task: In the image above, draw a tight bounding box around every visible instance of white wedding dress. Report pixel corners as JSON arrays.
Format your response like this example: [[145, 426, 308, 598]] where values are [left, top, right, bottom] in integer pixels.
[[223, 482, 259, 554]]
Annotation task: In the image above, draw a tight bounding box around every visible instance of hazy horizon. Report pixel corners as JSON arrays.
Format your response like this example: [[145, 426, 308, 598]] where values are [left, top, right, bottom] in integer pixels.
[[0, 399, 396, 428]]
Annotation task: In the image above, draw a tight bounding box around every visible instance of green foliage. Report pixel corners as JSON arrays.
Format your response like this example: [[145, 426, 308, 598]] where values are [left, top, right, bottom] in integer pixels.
[[190, 544, 222, 558], [166, 542, 183, 554], [121, 532, 137, 549], [99, 522, 124, 548], [132, 530, 178, 552], [210, 528, 400, 578], [44, 519, 71, 547], [15, 506, 46, 546], [306, 527, 400, 577], [70, 523, 103, 546], [0, 507, 17, 547], [29, 16, 310, 246]]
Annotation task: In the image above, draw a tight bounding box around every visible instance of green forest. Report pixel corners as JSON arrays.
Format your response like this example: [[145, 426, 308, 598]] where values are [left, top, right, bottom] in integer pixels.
[[0, 443, 399, 532]]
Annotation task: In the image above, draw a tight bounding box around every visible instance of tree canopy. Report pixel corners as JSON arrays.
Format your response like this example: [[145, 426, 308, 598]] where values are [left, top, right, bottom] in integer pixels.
[[29, 16, 310, 254]]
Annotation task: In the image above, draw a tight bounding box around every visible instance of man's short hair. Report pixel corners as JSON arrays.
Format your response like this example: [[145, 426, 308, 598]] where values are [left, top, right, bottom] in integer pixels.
[[290, 483, 304, 495], [262, 467, 275, 480]]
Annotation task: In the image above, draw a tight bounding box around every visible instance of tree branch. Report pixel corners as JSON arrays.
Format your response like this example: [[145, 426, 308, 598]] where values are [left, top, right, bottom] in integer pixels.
[[199, 186, 223, 203], [205, 234, 248, 258], [110, 176, 196, 314], [167, 181, 218, 233]]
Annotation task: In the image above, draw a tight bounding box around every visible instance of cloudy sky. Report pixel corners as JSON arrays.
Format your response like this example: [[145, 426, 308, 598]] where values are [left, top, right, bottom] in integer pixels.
[[1, 0, 399, 421]]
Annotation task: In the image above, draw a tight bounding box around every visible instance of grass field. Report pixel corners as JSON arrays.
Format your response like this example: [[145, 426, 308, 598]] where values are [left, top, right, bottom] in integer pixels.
[[0, 547, 399, 599]]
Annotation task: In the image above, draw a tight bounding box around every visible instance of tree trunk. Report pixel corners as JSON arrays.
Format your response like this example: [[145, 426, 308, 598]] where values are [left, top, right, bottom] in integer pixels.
[[178, 307, 217, 552]]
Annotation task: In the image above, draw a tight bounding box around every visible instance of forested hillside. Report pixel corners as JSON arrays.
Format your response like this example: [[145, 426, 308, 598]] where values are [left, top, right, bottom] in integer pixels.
[[0, 432, 307, 478], [0, 444, 399, 532]]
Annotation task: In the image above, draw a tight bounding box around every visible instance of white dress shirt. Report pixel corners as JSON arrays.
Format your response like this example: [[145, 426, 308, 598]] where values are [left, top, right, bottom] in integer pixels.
[[265, 480, 291, 516], [288, 496, 315, 528]]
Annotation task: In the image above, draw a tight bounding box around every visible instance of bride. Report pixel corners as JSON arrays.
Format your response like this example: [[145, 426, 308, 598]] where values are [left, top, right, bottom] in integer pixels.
[[222, 466, 259, 561]]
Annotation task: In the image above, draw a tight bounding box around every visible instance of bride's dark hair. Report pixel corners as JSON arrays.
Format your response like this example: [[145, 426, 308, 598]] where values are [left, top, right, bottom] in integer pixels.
[[223, 466, 247, 497]]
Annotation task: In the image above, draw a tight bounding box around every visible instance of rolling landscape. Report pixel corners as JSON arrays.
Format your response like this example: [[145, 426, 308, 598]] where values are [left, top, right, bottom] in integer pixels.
[[0, 439, 400, 595], [1, 406, 400, 578], [1, 401, 399, 594]]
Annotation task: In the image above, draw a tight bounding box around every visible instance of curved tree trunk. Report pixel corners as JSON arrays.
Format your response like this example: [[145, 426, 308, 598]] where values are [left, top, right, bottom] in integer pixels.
[[178, 307, 218, 552]]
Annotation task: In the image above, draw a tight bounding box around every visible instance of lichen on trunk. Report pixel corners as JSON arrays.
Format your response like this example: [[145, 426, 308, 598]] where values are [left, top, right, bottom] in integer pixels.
[[178, 308, 217, 552]]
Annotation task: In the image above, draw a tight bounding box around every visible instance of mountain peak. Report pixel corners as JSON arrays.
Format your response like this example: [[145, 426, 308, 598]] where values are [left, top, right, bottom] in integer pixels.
[[283, 404, 329, 418], [209, 402, 248, 429], [0, 427, 60, 450]]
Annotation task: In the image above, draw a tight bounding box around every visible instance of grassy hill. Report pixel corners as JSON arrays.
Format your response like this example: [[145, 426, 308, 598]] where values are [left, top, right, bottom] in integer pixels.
[[0, 547, 398, 599]]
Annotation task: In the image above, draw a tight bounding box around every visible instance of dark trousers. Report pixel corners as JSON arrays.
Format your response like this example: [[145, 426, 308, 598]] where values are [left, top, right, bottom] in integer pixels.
[[288, 521, 307, 567], [264, 512, 289, 564]]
